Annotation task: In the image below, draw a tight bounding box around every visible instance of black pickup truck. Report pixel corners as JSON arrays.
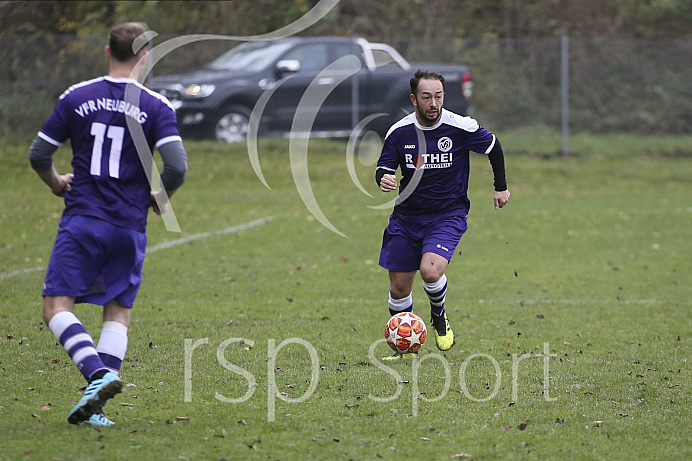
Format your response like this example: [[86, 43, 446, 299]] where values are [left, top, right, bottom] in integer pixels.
[[148, 36, 472, 142]]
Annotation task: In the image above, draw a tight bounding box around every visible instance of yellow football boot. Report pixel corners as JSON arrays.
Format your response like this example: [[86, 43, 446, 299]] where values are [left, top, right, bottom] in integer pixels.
[[431, 313, 455, 351], [381, 351, 418, 361]]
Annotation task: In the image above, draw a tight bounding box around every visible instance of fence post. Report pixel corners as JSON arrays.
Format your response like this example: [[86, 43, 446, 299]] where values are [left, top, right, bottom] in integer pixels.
[[561, 35, 569, 157]]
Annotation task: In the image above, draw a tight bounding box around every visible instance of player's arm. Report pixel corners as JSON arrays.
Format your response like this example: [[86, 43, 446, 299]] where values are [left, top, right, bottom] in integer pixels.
[[28, 135, 73, 197], [487, 137, 510, 209], [375, 132, 399, 192], [150, 139, 188, 215], [376, 168, 397, 192]]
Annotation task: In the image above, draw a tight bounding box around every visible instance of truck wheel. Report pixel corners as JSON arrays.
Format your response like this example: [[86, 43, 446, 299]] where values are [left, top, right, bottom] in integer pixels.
[[214, 105, 252, 143]]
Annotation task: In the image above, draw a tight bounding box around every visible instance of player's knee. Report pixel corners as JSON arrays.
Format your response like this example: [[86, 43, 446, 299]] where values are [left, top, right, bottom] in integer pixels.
[[42, 298, 73, 325], [389, 285, 410, 300], [420, 266, 443, 284], [103, 301, 132, 327]]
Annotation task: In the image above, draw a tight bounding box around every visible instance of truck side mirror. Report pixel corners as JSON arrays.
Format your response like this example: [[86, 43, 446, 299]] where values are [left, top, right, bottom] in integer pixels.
[[276, 59, 301, 77]]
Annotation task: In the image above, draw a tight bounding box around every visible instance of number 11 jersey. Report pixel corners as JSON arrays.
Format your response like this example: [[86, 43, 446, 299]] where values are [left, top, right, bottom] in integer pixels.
[[38, 76, 181, 232]]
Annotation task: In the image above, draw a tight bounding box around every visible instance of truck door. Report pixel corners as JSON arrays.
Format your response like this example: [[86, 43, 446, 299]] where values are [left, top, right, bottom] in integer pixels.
[[265, 43, 330, 133], [267, 41, 365, 135]]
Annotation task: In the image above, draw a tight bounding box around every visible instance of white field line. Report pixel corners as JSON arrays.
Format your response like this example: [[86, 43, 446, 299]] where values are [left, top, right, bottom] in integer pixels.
[[0, 266, 45, 281], [0, 216, 276, 282], [147, 216, 275, 253]]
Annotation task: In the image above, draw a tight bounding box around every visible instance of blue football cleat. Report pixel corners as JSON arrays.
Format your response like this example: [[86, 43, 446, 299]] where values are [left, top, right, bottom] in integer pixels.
[[79, 412, 115, 427], [68, 372, 123, 425]]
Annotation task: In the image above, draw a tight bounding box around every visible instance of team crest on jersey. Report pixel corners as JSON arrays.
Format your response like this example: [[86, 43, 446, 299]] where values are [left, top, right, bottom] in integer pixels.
[[437, 136, 453, 152]]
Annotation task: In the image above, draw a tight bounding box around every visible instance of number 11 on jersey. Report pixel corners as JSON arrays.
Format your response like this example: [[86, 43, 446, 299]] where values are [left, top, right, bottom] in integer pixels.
[[90, 122, 124, 179]]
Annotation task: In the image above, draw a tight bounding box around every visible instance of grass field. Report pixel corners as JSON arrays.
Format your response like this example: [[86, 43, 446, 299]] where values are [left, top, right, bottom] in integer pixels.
[[1, 133, 691, 460]]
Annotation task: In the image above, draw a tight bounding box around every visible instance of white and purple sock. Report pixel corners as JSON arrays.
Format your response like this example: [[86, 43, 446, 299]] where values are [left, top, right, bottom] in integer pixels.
[[424, 274, 448, 318], [388, 292, 413, 317], [96, 321, 129, 376], [48, 311, 107, 382]]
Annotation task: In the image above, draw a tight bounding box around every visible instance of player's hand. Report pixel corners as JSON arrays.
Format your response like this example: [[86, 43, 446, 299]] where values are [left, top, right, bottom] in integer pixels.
[[494, 189, 510, 209], [150, 190, 169, 215], [380, 174, 398, 192], [52, 173, 73, 197]]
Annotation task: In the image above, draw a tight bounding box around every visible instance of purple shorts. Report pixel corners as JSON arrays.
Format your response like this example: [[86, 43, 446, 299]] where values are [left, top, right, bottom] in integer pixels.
[[379, 213, 468, 272], [42, 214, 147, 308]]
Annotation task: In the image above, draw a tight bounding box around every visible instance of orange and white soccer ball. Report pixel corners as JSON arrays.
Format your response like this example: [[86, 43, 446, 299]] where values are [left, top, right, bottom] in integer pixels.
[[384, 312, 427, 354]]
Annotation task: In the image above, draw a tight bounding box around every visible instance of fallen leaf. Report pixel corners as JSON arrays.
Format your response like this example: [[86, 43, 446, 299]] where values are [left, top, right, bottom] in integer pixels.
[[237, 420, 247, 425], [536, 315, 545, 319], [450, 453, 472, 459], [175, 416, 189, 421], [502, 426, 512, 431], [420, 437, 430, 441], [517, 422, 528, 430], [555, 418, 564, 424], [40, 406, 51, 411]]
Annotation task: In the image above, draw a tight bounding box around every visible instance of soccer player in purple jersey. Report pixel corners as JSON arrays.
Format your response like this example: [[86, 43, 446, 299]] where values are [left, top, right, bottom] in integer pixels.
[[28, 23, 187, 426], [376, 70, 510, 359]]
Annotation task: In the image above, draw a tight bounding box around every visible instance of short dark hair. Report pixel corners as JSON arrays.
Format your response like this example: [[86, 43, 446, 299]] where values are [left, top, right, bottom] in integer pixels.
[[410, 69, 445, 95], [108, 22, 149, 62]]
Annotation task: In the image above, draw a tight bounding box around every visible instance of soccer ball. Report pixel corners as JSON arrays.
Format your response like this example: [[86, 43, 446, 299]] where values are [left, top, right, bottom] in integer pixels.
[[385, 312, 427, 354]]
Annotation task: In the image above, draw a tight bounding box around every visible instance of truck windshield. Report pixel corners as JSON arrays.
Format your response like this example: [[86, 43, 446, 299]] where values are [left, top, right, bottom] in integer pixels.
[[207, 42, 294, 72]]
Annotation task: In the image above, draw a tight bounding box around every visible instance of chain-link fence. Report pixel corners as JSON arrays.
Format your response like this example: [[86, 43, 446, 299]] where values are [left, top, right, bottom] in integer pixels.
[[3, 34, 691, 141]]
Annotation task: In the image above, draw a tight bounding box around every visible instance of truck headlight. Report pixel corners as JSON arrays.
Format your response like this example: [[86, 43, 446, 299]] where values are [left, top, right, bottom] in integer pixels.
[[184, 84, 216, 97]]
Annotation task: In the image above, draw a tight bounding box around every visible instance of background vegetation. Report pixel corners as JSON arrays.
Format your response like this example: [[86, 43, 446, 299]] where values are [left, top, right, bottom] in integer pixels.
[[3, 0, 692, 39], [2, 0, 692, 138]]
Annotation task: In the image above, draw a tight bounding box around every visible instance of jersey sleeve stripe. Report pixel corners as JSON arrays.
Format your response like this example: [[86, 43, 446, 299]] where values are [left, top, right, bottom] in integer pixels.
[[156, 135, 183, 148], [37, 131, 63, 147], [484, 134, 496, 154]]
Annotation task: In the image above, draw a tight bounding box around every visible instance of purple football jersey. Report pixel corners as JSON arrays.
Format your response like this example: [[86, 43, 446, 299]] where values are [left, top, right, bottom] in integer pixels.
[[376, 109, 496, 218], [38, 76, 181, 232]]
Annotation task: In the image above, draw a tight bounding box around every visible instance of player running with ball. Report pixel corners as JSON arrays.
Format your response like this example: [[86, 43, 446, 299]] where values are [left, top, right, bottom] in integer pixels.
[[376, 69, 510, 359]]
